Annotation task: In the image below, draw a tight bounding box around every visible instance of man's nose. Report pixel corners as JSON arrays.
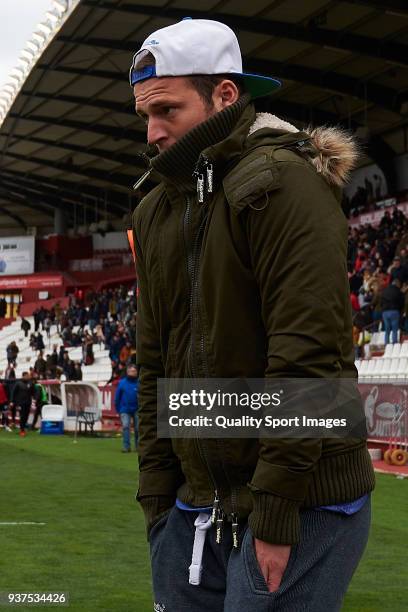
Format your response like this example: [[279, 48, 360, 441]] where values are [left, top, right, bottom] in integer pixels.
[[147, 119, 167, 147]]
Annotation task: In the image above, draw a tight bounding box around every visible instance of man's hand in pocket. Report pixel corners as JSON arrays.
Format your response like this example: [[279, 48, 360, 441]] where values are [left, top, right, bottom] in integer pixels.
[[254, 538, 291, 593]]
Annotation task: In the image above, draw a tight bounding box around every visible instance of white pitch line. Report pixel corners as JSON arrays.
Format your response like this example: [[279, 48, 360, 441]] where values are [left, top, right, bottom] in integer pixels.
[[0, 522, 46, 526]]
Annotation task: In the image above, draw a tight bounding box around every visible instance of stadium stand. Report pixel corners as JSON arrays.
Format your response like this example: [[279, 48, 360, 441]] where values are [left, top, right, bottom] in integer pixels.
[[357, 348, 408, 381], [0, 284, 136, 385], [0, 315, 112, 383]]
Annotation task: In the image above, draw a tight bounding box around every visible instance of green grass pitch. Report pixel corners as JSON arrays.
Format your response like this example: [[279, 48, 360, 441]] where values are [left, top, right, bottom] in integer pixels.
[[0, 431, 406, 611]]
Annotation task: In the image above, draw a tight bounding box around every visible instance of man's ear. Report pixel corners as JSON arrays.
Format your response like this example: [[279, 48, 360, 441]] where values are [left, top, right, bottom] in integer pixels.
[[212, 80, 240, 111]]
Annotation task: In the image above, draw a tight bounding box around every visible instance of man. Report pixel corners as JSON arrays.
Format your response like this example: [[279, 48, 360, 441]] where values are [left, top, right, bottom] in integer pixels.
[[31, 375, 48, 431], [389, 256, 408, 285], [61, 351, 75, 380], [34, 332, 45, 352], [0, 378, 10, 431], [34, 351, 47, 378], [109, 332, 125, 365], [46, 346, 58, 378], [21, 317, 31, 338], [6, 341, 19, 366], [114, 364, 139, 453], [33, 308, 40, 332], [9, 372, 34, 437], [72, 361, 83, 382], [381, 278, 404, 344], [131, 18, 375, 611]]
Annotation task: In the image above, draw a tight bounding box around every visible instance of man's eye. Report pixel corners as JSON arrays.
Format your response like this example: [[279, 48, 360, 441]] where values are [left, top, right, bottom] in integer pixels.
[[162, 107, 174, 115]]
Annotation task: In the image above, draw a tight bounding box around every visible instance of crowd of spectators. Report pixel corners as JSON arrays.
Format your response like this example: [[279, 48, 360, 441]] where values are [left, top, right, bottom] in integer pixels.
[[344, 174, 384, 218], [2, 285, 137, 383], [348, 207, 408, 356]]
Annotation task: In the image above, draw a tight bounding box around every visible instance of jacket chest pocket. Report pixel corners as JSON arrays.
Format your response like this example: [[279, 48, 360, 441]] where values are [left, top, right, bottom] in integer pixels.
[[222, 150, 280, 216]]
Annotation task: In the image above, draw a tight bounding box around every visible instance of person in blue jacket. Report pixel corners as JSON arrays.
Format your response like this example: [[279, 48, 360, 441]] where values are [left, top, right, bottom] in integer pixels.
[[114, 364, 139, 453]]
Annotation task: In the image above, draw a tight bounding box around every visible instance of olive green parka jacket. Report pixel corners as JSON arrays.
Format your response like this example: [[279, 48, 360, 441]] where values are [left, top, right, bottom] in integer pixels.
[[133, 95, 375, 545]]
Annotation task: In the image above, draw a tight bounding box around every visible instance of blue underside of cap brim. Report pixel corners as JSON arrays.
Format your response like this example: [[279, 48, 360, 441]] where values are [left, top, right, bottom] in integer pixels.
[[239, 73, 281, 99]]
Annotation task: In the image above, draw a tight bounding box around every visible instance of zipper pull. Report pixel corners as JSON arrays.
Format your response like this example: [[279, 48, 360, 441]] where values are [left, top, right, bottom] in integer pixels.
[[197, 174, 205, 203], [215, 509, 225, 544], [206, 163, 213, 194], [132, 168, 153, 191], [231, 513, 239, 549], [211, 491, 220, 525]]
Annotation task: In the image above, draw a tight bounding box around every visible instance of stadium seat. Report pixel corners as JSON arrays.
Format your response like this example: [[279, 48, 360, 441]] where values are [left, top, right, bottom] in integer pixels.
[[391, 344, 401, 358], [400, 343, 408, 358], [358, 360, 369, 380], [388, 358, 401, 381], [370, 332, 379, 346], [396, 358, 408, 379], [378, 332, 386, 346], [372, 358, 386, 381], [379, 358, 392, 379], [364, 359, 378, 380], [383, 344, 394, 358]]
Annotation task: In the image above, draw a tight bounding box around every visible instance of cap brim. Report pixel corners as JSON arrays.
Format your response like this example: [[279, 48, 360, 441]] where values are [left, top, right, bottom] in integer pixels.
[[240, 73, 281, 99]]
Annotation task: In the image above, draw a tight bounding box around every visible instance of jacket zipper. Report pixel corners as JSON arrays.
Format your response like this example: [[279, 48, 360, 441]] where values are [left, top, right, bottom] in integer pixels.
[[183, 196, 223, 532], [184, 178, 240, 547]]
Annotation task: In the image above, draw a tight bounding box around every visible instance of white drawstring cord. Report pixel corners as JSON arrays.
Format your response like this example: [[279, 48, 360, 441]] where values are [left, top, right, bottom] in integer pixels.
[[189, 512, 212, 586]]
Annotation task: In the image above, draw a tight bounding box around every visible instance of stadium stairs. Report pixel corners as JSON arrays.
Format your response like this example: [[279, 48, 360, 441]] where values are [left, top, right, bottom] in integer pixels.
[[0, 316, 112, 383]]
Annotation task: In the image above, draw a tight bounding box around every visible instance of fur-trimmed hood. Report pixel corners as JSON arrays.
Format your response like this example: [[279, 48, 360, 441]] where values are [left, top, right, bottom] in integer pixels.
[[248, 112, 359, 187]]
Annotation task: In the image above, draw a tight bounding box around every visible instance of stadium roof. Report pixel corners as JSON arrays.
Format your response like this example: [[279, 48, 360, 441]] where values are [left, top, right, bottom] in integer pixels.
[[0, 0, 407, 232]]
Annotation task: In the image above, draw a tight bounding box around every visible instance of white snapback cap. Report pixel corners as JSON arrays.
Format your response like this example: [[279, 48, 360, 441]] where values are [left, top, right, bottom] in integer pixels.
[[129, 18, 281, 99]]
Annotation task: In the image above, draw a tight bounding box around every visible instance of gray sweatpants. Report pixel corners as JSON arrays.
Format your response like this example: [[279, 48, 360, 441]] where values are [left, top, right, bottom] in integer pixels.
[[149, 498, 371, 612]]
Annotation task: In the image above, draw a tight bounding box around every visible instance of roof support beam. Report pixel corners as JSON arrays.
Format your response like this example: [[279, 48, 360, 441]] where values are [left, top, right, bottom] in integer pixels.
[[0, 178, 77, 218], [345, 1, 408, 14], [2, 150, 135, 190], [0, 201, 27, 228], [7, 111, 144, 143], [37, 63, 121, 82], [2, 133, 145, 170], [22, 89, 134, 115], [79, 2, 408, 67], [245, 58, 405, 115], [0, 169, 134, 214]]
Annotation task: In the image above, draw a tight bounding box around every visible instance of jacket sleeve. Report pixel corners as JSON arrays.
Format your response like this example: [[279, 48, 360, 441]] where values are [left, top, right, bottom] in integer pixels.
[[245, 159, 350, 544], [33, 386, 41, 403], [114, 382, 122, 413], [133, 210, 183, 536]]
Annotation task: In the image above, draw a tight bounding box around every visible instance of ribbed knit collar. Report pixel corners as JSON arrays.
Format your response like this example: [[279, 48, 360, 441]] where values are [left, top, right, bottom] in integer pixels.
[[150, 93, 252, 189]]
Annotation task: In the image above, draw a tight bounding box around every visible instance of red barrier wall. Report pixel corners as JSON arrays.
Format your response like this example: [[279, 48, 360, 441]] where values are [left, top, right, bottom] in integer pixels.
[[37, 235, 93, 269], [19, 296, 70, 317]]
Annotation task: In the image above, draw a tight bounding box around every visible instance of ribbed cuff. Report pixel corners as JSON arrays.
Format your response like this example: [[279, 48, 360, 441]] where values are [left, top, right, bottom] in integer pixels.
[[248, 492, 301, 545], [137, 495, 174, 541]]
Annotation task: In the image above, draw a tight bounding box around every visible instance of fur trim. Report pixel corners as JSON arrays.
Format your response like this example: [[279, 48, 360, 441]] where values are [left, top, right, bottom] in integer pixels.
[[249, 113, 360, 187], [248, 112, 298, 135], [303, 125, 360, 187]]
